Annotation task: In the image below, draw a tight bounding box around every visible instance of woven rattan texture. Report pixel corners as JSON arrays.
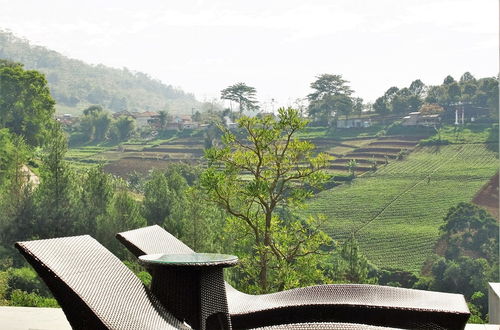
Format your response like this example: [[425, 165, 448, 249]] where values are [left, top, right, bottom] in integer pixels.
[[117, 225, 194, 256], [116, 225, 470, 329], [251, 322, 400, 329], [16, 235, 189, 330]]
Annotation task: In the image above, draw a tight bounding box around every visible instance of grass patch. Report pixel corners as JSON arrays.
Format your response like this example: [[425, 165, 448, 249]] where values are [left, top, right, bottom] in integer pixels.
[[431, 123, 499, 144]]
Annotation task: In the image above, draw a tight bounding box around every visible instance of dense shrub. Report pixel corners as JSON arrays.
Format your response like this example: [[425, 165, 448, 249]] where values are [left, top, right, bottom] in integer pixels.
[[7, 267, 52, 297], [8, 289, 58, 307]]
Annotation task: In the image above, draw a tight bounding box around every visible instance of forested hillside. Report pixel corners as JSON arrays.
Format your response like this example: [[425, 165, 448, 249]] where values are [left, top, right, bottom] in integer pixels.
[[0, 30, 199, 115]]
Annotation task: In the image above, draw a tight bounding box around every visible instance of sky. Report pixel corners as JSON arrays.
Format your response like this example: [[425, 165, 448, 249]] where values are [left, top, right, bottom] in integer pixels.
[[0, 0, 498, 111]]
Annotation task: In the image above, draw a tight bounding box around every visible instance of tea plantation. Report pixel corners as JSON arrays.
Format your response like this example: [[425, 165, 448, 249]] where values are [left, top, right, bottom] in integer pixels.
[[304, 143, 499, 273]]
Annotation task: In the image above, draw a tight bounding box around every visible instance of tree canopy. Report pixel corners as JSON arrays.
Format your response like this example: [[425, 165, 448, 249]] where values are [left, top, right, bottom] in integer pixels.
[[220, 82, 259, 114], [201, 108, 332, 292], [0, 60, 55, 146], [373, 73, 498, 119], [307, 74, 356, 124]]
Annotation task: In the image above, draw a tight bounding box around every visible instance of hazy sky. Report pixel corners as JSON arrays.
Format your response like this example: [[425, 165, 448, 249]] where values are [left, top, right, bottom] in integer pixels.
[[0, 0, 497, 110]]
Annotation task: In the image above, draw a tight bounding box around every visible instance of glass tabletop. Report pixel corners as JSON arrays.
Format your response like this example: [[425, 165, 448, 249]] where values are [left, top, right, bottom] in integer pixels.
[[139, 253, 239, 266]]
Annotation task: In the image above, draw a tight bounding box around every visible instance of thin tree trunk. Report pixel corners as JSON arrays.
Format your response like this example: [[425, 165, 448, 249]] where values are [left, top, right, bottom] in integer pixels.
[[259, 212, 272, 292]]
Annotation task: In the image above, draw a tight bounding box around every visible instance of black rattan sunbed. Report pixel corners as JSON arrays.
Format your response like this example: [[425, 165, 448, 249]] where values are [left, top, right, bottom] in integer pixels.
[[117, 225, 470, 329], [15, 235, 403, 330], [15, 235, 190, 330]]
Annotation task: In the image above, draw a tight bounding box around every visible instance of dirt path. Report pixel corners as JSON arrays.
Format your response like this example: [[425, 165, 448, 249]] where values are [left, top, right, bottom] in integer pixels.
[[472, 172, 499, 220], [21, 165, 40, 186]]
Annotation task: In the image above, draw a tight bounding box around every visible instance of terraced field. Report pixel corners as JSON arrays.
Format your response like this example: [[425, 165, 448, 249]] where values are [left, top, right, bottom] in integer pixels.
[[313, 135, 425, 174], [303, 143, 499, 273]]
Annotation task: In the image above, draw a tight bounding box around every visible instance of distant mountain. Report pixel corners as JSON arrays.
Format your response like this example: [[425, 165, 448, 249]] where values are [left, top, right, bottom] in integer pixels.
[[0, 30, 200, 115]]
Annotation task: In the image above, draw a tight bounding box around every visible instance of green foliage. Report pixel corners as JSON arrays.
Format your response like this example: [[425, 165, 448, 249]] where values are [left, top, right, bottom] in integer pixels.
[[307, 74, 353, 102], [202, 108, 332, 292], [123, 261, 152, 287], [373, 97, 389, 115], [8, 290, 58, 307], [224, 214, 333, 293], [307, 74, 355, 125], [110, 116, 136, 143], [374, 73, 498, 119], [36, 127, 78, 237], [0, 129, 16, 186], [182, 186, 226, 252], [6, 267, 51, 297], [467, 302, 486, 324], [97, 189, 146, 259], [0, 60, 55, 146], [142, 169, 187, 235], [430, 201, 498, 318], [329, 235, 377, 284], [142, 165, 225, 252], [75, 166, 115, 236], [0, 271, 8, 305], [422, 123, 499, 145], [430, 256, 495, 318], [220, 82, 259, 114], [440, 202, 498, 261]]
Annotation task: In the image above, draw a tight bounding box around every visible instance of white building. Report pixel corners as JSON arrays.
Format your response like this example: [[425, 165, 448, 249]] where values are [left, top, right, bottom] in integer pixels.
[[336, 118, 371, 128], [402, 112, 440, 127]]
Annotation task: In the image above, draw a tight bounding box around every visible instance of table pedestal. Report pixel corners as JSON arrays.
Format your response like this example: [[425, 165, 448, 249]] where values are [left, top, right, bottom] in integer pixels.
[[150, 266, 231, 330]]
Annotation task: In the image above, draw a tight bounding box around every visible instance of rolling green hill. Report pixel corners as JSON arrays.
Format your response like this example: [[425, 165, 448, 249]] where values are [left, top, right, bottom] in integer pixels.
[[303, 143, 498, 273], [0, 30, 200, 115]]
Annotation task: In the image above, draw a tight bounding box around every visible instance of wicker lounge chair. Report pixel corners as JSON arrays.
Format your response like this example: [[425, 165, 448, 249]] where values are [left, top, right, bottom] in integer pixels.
[[15, 235, 190, 330], [117, 225, 470, 329], [15, 235, 402, 330]]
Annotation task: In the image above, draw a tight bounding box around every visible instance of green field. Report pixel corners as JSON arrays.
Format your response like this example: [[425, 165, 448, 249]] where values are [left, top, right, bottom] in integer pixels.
[[303, 143, 499, 273]]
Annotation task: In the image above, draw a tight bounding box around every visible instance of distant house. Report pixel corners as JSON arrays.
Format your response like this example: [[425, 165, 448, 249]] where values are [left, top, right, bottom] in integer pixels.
[[174, 115, 192, 124], [172, 115, 200, 130], [336, 118, 371, 129], [402, 112, 440, 127], [112, 110, 133, 119], [133, 111, 159, 128], [56, 114, 78, 127]]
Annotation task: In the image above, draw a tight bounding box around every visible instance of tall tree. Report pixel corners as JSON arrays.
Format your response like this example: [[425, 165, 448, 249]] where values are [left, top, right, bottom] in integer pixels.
[[373, 96, 389, 114], [352, 97, 364, 118], [142, 169, 188, 238], [201, 108, 332, 292], [0, 60, 55, 147], [80, 105, 112, 142], [220, 82, 259, 114], [112, 116, 135, 142], [307, 74, 353, 102], [460, 72, 476, 84], [76, 166, 114, 236], [409, 79, 426, 97], [36, 127, 77, 238], [335, 95, 354, 119], [307, 74, 354, 123], [333, 235, 374, 283]]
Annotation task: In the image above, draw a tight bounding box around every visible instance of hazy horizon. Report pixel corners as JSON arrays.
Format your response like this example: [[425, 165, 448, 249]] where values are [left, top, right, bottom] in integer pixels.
[[0, 0, 498, 111]]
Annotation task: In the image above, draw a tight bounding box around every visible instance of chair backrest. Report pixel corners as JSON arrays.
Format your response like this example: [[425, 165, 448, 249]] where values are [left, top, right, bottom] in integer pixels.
[[116, 225, 194, 257], [16, 235, 189, 330]]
